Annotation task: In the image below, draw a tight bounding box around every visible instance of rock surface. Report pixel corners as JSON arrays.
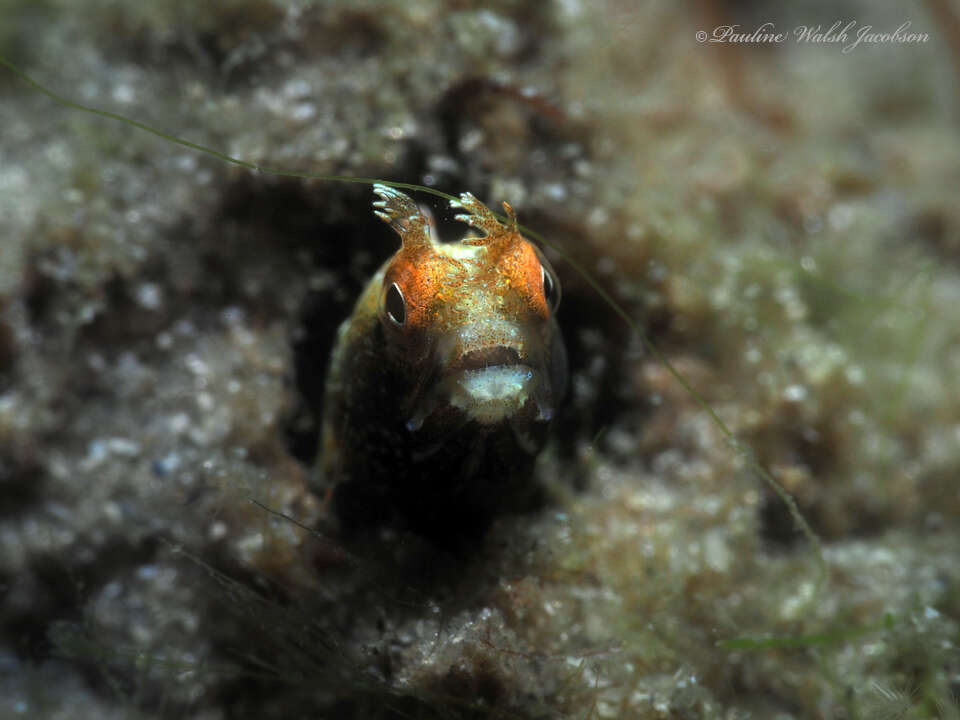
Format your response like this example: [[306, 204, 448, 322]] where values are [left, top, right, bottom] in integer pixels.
[[1, 1, 959, 718]]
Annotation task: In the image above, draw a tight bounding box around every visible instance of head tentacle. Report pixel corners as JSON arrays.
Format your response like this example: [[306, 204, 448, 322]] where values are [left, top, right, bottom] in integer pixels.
[[450, 192, 522, 249], [372, 184, 431, 248], [450, 192, 506, 237]]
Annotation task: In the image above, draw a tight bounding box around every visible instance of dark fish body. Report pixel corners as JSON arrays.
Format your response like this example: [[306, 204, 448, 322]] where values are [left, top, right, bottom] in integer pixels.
[[321, 186, 566, 542]]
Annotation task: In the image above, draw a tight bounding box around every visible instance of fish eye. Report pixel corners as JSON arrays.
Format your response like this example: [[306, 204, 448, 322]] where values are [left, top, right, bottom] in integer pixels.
[[541, 264, 560, 312], [384, 282, 406, 326]]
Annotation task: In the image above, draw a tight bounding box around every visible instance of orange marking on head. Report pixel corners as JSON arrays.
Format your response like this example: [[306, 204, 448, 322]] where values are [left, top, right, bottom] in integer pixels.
[[473, 226, 550, 322], [382, 244, 464, 337], [372, 188, 559, 371]]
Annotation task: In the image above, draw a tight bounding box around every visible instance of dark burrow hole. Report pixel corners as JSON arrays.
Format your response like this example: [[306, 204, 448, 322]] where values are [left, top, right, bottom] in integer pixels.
[[278, 185, 422, 466], [551, 276, 633, 472], [286, 195, 634, 478], [203, 96, 628, 545]]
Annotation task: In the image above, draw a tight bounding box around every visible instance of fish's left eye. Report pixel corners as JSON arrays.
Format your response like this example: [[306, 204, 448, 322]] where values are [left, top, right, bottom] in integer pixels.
[[541, 264, 560, 312], [384, 282, 406, 326]]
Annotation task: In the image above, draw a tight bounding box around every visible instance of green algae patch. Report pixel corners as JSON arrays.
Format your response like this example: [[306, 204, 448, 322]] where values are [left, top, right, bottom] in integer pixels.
[[718, 612, 896, 651]]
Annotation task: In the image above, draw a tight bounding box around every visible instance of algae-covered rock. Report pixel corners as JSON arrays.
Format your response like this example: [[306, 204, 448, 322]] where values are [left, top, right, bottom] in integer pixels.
[[1, 1, 959, 718]]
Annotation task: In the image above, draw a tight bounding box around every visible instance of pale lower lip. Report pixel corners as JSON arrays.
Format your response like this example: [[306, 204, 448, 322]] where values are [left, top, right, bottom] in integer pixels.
[[449, 365, 534, 425]]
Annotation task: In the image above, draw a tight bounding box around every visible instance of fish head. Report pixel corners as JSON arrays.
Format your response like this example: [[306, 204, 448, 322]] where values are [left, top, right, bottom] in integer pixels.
[[371, 185, 566, 443]]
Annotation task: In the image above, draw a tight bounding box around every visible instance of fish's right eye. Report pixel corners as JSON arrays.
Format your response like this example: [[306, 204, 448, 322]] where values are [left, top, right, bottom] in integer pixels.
[[541, 264, 561, 313], [384, 282, 406, 326]]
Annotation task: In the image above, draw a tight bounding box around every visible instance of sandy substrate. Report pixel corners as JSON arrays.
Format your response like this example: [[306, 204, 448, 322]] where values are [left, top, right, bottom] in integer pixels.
[[1, 1, 959, 718]]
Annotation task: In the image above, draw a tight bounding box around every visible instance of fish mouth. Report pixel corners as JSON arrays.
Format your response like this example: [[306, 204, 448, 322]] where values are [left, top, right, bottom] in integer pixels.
[[453, 346, 524, 372], [448, 364, 536, 425], [405, 346, 555, 431]]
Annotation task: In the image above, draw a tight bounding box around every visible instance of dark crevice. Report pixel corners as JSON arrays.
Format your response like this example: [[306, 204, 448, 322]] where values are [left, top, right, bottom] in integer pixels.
[[279, 185, 404, 466]]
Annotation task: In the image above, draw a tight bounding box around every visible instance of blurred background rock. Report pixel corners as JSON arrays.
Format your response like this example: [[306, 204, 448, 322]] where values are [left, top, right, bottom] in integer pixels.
[[1, 0, 958, 717]]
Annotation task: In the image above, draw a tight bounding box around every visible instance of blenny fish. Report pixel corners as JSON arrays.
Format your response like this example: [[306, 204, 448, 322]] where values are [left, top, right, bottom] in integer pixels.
[[320, 185, 566, 542]]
